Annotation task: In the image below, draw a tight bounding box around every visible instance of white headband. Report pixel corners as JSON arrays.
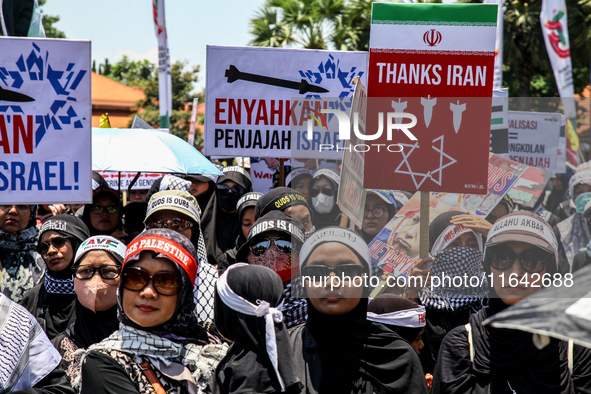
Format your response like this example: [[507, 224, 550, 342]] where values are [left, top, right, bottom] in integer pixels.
[[300, 227, 371, 271], [486, 214, 558, 264], [367, 306, 426, 328], [313, 169, 340, 186], [431, 224, 483, 256], [75, 236, 127, 264], [222, 165, 251, 180], [217, 263, 286, 392]]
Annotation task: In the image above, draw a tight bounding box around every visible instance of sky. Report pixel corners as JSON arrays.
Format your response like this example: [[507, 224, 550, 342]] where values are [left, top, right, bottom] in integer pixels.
[[42, 0, 268, 90]]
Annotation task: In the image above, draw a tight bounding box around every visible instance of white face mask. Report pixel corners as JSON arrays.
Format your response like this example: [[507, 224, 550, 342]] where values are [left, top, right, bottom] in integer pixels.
[[312, 193, 334, 214]]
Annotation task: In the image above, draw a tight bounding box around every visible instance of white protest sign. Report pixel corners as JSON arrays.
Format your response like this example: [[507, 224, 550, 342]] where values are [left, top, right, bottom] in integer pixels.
[[97, 172, 165, 190], [508, 111, 561, 173], [0, 38, 92, 204], [205, 45, 367, 159], [556, 115, 567, 174]]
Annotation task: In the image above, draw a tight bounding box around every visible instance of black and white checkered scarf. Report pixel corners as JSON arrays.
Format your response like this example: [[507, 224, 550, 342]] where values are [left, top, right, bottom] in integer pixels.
[[44, 272, 75, 295], [283, 276, 308, 328], [419, 247, 488, 313]]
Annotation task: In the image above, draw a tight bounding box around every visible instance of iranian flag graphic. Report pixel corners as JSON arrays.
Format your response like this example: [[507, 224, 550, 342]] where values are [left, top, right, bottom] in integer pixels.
[[365, 3, 497, 194]]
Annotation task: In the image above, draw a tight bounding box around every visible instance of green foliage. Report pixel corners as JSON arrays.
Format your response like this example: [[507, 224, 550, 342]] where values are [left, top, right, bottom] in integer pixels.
[[96, 57, 204, 149], [38, 0, 66, 38], [250, 0, 591, 98]]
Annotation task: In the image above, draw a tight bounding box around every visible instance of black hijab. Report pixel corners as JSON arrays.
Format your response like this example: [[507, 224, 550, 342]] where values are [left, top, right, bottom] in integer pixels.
[[201, 166, 252, 271], [293, 230, 428, 393], [226, 192, 263, 264], [254, 187, 310, 219], [117, 229, 211, 344], [81, 187, 121, 236], [214, 264, 302, 394], [367, 294, 423, 345]]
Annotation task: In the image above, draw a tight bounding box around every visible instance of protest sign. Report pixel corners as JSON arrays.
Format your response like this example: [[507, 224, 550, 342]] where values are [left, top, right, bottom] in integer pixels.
[[368, 154, 528, 278], [204, 45, 367, 159], [507, 111, 561, 172], [364, 3, 497, 194], [507, 165, 552, 208], [337, 79, 367, 228], [490, 89, 509, 154], [556, 116, 567, 173], [0, 38, 92, 204], [97, 172, 165, 190]]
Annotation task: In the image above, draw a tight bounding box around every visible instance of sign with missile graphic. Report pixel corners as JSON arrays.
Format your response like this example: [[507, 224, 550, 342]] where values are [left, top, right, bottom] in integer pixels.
[[364, 3, 497, 194]]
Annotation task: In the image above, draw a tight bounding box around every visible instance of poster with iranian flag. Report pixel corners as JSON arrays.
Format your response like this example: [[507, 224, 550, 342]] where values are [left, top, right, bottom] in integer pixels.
[[365, 3, 497, 194]]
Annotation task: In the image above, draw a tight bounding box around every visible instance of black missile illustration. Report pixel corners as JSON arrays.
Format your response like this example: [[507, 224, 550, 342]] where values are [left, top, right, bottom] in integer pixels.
[[225, 65, 329, 94], [0, 86, 34, 102]]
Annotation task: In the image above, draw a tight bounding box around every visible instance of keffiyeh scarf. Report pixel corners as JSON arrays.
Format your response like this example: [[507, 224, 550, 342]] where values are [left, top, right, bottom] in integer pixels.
[[558, 212, 591, 264], [0, 227, 45, 302], [283, 276, 308, 328], [44, 272, 75, 295], [78, 325, 228, 392], [419, 247, 488, 313]]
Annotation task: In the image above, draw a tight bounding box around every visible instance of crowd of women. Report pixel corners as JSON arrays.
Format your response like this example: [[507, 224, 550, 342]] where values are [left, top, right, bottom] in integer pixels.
[[1, 160, 591, 393]]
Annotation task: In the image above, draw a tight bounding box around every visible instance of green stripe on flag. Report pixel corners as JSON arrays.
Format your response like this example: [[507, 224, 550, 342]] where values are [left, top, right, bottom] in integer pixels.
[[491, 118, 503, 125], [371, 3, 497, 26]]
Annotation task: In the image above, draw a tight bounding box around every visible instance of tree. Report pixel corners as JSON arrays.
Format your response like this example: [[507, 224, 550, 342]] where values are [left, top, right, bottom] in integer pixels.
[[96, 57, 204, 149], [38, 0, 66, 38]]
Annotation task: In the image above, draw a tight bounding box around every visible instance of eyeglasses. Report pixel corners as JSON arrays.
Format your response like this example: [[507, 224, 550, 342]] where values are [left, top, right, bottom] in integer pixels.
[[488, 245, 552, 274], [37, 236, 70, 255], [90, 205, 118, 215], [301, 264, 365, 281], [250, 236, 295, 256], [73, 265, 121, 280], [217, 184, 246, 195], [146, 218, 193, 232], [310, 187, 334, 198], [363, 207, 386, 218], [121, 267, 181, 296]]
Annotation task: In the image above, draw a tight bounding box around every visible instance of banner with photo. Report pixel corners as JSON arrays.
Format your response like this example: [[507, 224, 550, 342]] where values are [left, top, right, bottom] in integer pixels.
[[0, 38, 92, 204]]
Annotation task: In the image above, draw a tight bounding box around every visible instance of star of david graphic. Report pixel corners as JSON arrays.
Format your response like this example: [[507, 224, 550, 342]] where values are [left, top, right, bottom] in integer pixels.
[[394, 135, 457, 189]]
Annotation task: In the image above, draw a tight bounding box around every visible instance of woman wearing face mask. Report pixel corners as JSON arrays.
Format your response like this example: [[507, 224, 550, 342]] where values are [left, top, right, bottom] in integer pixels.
[[556, 169, 591, 270], [236, 211, 307, 328], [51, 236, 126, 387], [20, 215, 90, 340], [255, 187, 316, 238], [404, 211, 488, 376], [308, 169, 342, 230], [432, 210, 591, 394], [76, 229, 228, 394], [213, 263, 303, 394], [225, 192, 263, 266], [291, 227, 429, 393], [0, 204, 45, 302], [201, 166, 252, 272]]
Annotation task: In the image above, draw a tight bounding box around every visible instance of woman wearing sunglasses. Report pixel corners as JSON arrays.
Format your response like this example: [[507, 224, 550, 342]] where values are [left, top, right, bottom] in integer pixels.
[[81, 186, 126, 243], [77, 228, 227, 394], [308, 169, 342, 230], [201, 166, 252, 272], [51, 235, 126, 387], [236, 211, 307, 328], [20, 215, 90, 340], [432, 211, 591, 393], [144, 190, 218, 324], [0, 204, 45, 302], [291, 226, 429, 393]]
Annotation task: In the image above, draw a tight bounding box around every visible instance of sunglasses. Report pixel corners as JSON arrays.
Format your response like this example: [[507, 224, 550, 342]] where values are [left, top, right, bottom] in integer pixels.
[[250, 236, 295, 256], [217, 184, 246, 195], [90, 205, 118, 215], [146, 218, 193, 232], [73, 265, 121, 280], [488, 245, 552, 274], [301, 264, 365, 281], [122, 267, 181, 296], [310, 187, 334, 198], [363, 207, 386, 218], [37, 236, 70, 255]]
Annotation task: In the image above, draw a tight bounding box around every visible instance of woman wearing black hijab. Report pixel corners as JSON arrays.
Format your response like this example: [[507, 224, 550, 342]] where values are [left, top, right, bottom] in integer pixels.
[[225, 191, 263, 266], [255, 187, 315, 238], [51, 235, 127, 387], [291, 226, 428, 394], [308, 169, 342, 230], [81, 186, 126, 242], [201, 166, 252, 272], [214, 263, 303, 394], [20, 215, 90, 339], [432, 211, 591, 394]]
